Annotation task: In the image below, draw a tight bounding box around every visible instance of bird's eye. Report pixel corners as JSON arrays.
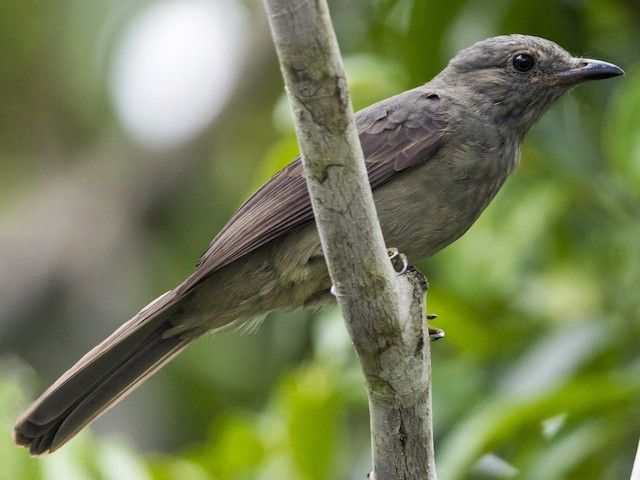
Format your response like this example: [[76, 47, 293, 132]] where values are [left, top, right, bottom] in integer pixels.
[[512, 53, 535, 72]]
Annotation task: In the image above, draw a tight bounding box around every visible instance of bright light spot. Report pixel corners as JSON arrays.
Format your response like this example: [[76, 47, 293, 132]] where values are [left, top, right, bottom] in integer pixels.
[[110, 0, 248, 149], [472, 454, 519, 478], [542, 413, 567, 439]]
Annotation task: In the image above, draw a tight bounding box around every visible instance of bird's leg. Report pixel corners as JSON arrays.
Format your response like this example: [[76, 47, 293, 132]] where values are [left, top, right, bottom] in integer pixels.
[[386, 247, 408, 275], [330, 247, 408, 296], [427, 311, 444, 341], [330, 282, 345, 297], [428, 326, 445, 341], [330, 247, 408, 294], [386, 248, 444, 340]]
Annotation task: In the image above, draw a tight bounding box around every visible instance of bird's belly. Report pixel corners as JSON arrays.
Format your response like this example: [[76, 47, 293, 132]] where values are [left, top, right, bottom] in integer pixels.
[[235, 150, 514, 313], [374, 159, 508, 261]]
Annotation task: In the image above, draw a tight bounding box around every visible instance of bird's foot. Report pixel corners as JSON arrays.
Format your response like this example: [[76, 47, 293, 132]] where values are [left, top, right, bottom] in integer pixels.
[[330, 283, 345, 297], [428, 326, 445, 341], [387, 247, 408, 275], [427, 313, 444, 341], [331, 248, 410, 296]]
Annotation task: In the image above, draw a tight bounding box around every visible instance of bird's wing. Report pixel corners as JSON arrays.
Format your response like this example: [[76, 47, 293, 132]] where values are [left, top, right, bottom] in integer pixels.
[[186, 88, 445, 288]]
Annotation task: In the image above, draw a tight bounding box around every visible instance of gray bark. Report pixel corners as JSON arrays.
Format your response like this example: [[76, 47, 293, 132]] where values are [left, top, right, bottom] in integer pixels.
[[261, 1, 436, 478], [631, 438, 640, 479]]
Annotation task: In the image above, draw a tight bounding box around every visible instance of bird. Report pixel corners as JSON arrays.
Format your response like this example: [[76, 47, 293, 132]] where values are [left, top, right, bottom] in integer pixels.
[[13, 34, 623, 455]]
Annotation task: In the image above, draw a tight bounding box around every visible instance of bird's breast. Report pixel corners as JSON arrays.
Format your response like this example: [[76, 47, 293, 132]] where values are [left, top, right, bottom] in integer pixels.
[[374, 137, 518, 261]]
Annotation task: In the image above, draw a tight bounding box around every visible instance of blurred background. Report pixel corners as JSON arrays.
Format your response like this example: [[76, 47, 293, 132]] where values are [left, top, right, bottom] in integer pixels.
[[0, 0, 639, 478]]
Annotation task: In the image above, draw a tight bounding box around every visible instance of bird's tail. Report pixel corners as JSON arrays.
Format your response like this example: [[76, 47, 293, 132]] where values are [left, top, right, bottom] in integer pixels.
[[12, 289, 203, 456]]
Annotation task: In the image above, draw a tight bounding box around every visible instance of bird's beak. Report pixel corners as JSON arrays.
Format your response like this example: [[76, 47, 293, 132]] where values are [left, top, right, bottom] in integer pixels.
[[554, 58, 625, 84]]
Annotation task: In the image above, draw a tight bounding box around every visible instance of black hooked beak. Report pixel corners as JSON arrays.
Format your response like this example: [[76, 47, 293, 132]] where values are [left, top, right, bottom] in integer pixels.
[[555, 58, 625, 84]]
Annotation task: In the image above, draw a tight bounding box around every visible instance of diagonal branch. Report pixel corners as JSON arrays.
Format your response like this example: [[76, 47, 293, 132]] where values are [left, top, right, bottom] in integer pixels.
[[261, 1, 436, 478]]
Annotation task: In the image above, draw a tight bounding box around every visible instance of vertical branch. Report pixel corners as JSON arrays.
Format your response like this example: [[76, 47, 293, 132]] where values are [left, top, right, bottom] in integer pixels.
[[261, 1, 436, 478], [631, 438, 640, 479]]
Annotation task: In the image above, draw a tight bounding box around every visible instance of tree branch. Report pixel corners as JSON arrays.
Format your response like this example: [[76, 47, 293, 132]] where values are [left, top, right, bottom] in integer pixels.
[[261, 1, 436, 478], [631, 437, 640, 479]]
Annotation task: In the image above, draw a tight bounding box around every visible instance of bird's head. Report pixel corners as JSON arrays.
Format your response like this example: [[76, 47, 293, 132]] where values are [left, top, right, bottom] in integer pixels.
[[436, 34, 624, 137]]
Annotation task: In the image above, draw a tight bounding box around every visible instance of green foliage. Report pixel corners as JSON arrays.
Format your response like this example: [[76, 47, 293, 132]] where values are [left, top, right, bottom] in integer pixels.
[[605, 64, 640, 195], [1, 0, 639, 479]]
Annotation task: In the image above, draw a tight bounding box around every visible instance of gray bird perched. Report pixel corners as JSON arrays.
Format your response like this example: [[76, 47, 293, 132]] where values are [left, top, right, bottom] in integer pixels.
[[13, 34, 623, 455]]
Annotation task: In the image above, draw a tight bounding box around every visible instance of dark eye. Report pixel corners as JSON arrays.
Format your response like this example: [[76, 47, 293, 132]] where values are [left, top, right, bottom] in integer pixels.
[[512, 53, 535, 72]]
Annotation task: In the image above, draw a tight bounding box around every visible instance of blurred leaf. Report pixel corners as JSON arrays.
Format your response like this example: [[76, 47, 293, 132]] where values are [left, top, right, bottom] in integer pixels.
[[279, 365, 343, 480], [604, 65, 640, 195], [150, 456, 213, 480], [197, 415, 265, 479], [97, 440, 152, 480], [496, 322, 612, 398], [471, 453, 519, 479], [438, 375, 637, 479], [0, 359, 42, 480], [522, 421, 614, 480]]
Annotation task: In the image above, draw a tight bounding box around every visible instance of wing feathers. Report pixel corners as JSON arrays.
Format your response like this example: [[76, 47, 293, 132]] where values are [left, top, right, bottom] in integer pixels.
[[191, 88, 446, 284]]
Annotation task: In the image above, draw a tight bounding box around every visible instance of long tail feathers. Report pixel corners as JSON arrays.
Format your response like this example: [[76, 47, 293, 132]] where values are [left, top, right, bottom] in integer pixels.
[[13, 291, 202, 456]]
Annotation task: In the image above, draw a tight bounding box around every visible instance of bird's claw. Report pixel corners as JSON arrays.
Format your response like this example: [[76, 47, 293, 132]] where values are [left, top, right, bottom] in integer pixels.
[[428, 326, 445, 341], [387, 247, 408, 275], [330, 283, 345, 297], [427, 312, 443, 341], [331, 246, 410, 295]]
